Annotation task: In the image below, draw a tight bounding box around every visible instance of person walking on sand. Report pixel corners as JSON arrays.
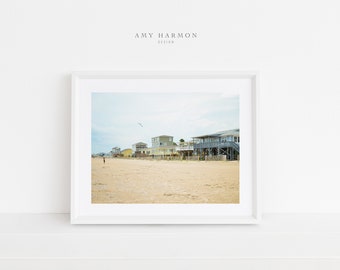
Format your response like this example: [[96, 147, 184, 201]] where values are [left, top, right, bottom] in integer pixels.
[[103, 157, 105, 164]]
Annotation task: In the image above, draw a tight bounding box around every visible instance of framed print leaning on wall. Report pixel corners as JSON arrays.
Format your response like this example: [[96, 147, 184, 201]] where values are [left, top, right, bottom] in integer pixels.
[[71, 71, 260, 224]]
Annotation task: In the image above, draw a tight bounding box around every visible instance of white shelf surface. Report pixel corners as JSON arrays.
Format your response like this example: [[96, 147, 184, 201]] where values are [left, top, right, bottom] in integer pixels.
[[0, 214, 340, 260]]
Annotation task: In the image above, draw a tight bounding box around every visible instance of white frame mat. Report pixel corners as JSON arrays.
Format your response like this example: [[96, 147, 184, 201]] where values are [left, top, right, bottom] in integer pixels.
[[71, 71, 260, 224]]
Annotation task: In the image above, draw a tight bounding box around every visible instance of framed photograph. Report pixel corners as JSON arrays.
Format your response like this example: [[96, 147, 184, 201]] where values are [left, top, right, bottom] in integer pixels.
[[71, 71, 260, 224]]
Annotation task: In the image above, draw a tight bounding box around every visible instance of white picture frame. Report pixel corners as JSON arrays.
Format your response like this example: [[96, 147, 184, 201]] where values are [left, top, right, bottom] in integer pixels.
[[71, 71, 260, 224]]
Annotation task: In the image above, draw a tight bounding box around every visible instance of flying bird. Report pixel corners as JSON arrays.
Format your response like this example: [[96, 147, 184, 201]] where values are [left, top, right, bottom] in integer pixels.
[[138, 122, 143, 127]]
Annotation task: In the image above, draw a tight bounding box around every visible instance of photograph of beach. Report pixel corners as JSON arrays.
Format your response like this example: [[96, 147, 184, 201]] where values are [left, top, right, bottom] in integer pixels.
[[91, 92, 240, 204]]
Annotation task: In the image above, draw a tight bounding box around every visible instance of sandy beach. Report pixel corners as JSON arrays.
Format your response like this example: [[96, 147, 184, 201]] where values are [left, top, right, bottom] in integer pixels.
[[92, 158, 239, 204]]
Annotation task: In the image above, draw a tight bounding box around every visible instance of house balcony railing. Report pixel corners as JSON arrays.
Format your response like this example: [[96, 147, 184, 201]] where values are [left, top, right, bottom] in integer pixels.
[[175, 145, 194, 151], [194, 141, 239, 153]]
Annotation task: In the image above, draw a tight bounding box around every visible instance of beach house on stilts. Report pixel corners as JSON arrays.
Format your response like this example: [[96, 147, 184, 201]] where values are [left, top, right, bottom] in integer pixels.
[[132, 142, 149, 157], [192, 129, 240, 160], [150, 135, 177, 158]]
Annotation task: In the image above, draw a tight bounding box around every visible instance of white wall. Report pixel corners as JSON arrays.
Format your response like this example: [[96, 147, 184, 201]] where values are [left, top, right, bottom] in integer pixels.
[[0, 0, 340, 214]]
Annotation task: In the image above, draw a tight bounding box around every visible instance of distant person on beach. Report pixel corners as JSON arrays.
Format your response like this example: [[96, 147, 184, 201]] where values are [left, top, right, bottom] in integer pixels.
[[103, 157, 105, 164]]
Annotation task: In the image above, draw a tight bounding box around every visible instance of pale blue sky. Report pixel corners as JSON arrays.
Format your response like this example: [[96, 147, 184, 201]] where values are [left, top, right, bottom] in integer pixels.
[[92, 93, 239, 153]]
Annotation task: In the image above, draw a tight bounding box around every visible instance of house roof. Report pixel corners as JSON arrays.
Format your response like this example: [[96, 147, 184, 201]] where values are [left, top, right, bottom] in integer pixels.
[[152, 135, 173, 139], [121, 148, 132, 152], [192, 129, 240, 139], [219, 129, 240, 137], [132, 142, 147, 146]]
